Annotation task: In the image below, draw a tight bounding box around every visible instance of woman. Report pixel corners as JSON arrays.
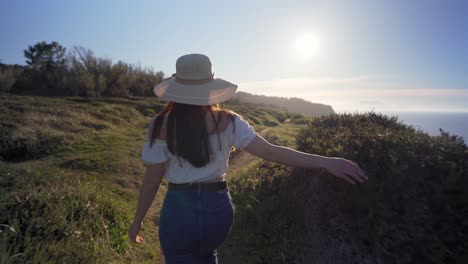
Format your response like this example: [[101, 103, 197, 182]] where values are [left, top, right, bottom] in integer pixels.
[[129, 54, 368, 263]]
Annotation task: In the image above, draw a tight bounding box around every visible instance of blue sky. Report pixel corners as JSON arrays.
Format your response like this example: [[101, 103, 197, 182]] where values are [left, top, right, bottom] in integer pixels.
[[1, 0, 467, 112]]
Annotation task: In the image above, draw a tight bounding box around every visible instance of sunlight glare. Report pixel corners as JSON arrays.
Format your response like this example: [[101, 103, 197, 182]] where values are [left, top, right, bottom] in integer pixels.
[[294, 33, 320, 59]]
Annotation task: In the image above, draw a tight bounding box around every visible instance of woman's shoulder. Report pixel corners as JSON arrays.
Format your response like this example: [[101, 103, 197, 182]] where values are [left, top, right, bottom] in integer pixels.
[[220, 110, 249, 123], [217, 109, 242, 122], [207, 110, 234, 134], [214, 110, 256, 136]]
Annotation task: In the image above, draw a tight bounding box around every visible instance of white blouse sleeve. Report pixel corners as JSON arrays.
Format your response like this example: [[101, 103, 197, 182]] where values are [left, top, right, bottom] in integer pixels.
[[141, 139, 168, 164], [231, 116, 258, 149]]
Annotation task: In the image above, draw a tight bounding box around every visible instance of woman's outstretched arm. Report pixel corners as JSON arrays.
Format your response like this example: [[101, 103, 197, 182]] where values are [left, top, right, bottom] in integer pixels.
[[244, 135, 368, 184], [129, 163, 165, 243]]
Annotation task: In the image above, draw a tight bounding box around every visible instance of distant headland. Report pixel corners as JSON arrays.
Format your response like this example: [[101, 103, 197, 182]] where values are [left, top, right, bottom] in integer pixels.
[[228, 91, 335, 117]]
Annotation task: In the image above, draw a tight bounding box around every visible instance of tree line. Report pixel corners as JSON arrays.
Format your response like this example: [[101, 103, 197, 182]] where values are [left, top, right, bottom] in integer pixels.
[[0, 41, 164, 97]]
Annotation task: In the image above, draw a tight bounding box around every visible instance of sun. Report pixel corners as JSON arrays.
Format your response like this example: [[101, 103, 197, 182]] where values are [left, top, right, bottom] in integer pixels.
[[294, 33, 320, 59]]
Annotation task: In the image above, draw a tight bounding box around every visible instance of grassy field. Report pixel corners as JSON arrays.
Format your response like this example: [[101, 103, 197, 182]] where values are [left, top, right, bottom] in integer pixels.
[[0, 94, 293, 263]]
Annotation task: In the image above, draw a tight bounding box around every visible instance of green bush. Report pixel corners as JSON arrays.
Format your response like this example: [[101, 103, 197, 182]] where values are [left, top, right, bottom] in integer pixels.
[[227, 162, 303, 263], [291, 113, 309, 124], [263, 120, 279, 127], [274, 112, 287, 123], [295, 112, 468, 263]]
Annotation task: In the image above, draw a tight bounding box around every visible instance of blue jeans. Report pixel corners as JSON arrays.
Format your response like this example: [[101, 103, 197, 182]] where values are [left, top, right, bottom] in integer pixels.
[[159, 187, 235, 263]]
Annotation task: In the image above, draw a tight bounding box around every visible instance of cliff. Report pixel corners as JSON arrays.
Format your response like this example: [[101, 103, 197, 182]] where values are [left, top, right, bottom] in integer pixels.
[[229, 91, 335, 117]]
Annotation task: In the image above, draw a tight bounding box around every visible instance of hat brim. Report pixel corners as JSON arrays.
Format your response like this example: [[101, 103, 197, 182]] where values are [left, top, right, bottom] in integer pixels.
[[153, 78, 237, 105]]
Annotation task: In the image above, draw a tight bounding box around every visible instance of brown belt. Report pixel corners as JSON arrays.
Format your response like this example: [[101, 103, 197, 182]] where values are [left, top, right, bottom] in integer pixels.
[[168, 181, 227, 192]]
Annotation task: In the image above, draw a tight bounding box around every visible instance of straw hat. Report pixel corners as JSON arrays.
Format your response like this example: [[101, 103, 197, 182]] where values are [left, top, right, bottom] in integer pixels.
[[153, 54, 237, 105]]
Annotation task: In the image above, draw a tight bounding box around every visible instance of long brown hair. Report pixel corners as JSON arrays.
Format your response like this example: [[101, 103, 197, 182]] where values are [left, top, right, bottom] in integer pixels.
[[149, 102, 236, 167]]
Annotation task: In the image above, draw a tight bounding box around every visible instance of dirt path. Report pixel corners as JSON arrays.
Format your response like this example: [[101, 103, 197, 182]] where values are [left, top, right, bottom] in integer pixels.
[[226, 126, 272, 176], [226, 127, 272, 174]]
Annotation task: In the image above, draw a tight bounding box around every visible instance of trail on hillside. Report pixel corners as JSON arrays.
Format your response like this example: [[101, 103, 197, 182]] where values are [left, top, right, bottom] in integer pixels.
[[218, 127, 271, 263], [227, 127, 272, 172]]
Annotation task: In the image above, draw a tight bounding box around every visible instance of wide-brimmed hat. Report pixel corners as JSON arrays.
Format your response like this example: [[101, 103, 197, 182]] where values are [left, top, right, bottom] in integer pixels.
[[153, 54, 237, 105]]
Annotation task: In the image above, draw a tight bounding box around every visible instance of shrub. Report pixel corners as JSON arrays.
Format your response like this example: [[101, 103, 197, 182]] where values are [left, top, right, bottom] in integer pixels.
[[291, 113, 309, 124], [275, 112, 287, 123], [263, 120, 279, 127], [295, 112, 468, 263], [0, 68, 17, 92]]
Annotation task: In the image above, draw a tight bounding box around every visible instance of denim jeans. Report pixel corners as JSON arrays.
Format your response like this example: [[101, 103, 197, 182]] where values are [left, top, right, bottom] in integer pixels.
[[159, 187, 235, 264]]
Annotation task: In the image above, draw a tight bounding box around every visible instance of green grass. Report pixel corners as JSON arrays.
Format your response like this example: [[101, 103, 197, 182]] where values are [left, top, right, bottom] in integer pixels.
[[0, 94, 294, 263], [264, 123, 305, 147], [225, 103, 287, 129], [0, 97, 161, 263], [0, 162, 131, 263], [0, 94, 167, 263]]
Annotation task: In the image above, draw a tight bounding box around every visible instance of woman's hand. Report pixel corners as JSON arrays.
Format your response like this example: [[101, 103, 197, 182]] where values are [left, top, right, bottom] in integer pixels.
[[324, 158, 368, 184], [128, 220, 144, 243]]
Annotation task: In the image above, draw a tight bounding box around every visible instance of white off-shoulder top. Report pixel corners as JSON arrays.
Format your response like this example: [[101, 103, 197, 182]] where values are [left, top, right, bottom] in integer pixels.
[[141, 116, 258, 183]]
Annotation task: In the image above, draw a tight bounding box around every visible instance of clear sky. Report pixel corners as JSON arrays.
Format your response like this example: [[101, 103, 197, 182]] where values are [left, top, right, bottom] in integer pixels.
[[1, 0, 467, 112]]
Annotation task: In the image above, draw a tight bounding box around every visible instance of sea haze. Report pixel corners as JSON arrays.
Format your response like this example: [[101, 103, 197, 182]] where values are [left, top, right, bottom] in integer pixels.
[[381, 112, 468, 144]]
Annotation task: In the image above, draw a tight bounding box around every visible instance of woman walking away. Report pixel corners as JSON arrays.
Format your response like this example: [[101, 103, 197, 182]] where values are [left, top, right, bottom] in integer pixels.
[[128, 54, 368, 263]]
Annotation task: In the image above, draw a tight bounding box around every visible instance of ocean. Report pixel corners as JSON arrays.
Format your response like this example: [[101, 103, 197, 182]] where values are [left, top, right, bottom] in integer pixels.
[[381, 112, 468, 144]]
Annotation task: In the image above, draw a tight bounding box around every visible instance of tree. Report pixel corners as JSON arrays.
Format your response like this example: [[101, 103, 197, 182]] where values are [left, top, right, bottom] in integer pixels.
[[11, 42, 164, 97], [24, 41, 66, 71], [68, 46, 112, 97], [16, 41, 68, 95]]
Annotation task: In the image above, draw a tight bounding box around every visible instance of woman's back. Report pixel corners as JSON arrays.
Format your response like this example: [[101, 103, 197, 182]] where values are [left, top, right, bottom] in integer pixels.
[[141, 110, 258, 183]]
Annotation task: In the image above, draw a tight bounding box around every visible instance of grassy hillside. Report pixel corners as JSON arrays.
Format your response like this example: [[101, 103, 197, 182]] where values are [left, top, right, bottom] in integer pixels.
[[0, 94, 291, 263], [1, 94, 466, 263]]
